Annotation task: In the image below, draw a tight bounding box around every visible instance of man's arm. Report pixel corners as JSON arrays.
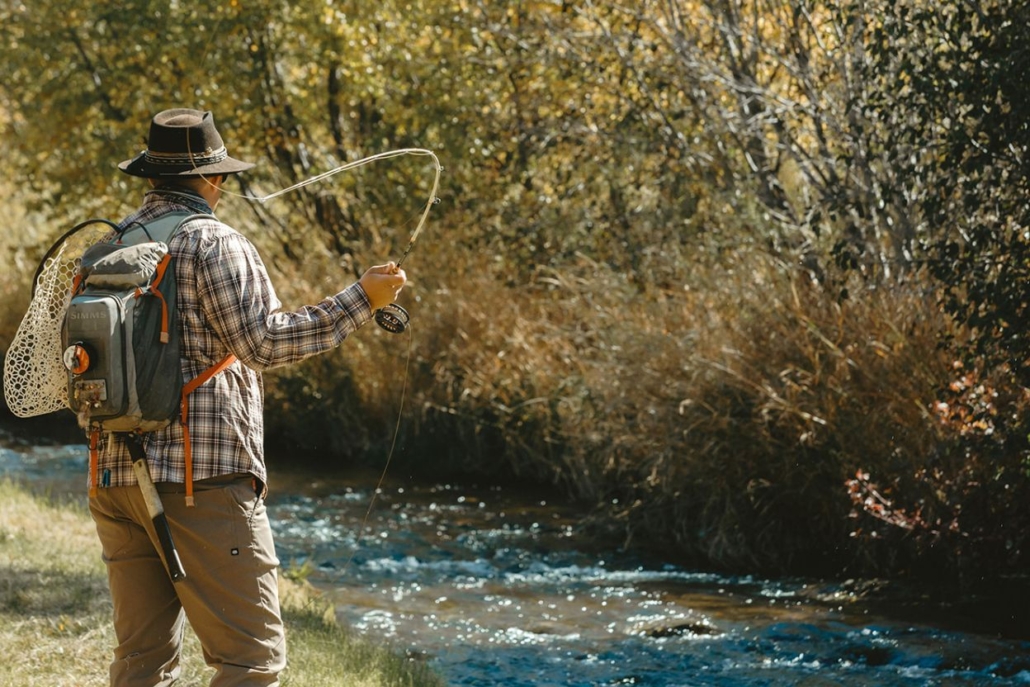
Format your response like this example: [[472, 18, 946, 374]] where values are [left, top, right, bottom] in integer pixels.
[[197, 231, 399, 370]]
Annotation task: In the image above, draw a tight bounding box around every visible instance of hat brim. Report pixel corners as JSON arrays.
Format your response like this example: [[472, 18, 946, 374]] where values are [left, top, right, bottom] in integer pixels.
[[118, 151, 255, 178]]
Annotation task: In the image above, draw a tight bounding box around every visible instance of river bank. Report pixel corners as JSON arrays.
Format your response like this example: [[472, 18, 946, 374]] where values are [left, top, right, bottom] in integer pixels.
[[0, 459, 444, 686]]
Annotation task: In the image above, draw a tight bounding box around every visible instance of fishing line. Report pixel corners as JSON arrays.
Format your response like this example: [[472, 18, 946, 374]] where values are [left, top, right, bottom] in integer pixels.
[[192, 141, 441, 333], [188, 126, 437, 569], [196, 143, 441, 261], [336, 320, 414, 577]]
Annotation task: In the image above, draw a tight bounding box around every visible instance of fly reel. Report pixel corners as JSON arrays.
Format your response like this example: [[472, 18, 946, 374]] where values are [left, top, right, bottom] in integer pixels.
[[374, 303, 410, 334]]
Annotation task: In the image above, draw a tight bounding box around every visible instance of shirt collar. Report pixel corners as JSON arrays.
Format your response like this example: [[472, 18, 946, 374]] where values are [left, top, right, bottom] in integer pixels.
[[143, 187, 213, 215]]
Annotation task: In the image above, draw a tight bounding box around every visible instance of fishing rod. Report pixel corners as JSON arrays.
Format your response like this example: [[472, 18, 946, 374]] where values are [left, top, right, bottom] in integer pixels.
[[213, 147, 442, 334]]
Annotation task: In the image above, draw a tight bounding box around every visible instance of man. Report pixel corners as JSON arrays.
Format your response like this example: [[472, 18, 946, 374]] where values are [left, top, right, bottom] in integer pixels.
[[89, 108, 406, 686]]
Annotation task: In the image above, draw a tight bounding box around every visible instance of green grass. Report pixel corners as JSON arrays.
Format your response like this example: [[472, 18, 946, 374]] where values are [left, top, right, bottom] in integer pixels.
[[0, 480, 444, 687]]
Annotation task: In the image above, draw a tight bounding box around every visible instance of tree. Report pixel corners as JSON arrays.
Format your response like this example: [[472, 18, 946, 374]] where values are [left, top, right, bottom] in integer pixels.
[[573, 0, 930, 277], [862, 0, 1030, 425]]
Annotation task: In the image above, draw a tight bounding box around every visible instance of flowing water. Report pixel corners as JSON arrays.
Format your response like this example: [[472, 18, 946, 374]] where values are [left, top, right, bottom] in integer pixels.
[[2, 434, 1029, 686]]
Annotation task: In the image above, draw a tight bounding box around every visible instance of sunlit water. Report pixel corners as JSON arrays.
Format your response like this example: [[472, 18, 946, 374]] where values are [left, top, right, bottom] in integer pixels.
[[3, 433, 1028, 686]]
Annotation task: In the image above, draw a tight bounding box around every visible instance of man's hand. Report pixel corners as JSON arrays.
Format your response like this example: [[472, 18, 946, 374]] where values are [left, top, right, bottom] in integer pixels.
[[359, 262, 407, 312]]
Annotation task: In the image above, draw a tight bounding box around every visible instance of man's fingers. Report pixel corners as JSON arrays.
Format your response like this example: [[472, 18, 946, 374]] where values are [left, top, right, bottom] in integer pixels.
[[370, 261, 399, 275], [359, 263, 407, 311]]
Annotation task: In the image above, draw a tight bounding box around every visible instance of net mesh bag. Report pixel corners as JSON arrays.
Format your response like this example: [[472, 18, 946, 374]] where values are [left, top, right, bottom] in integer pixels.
[[3, 224, 112, 417]]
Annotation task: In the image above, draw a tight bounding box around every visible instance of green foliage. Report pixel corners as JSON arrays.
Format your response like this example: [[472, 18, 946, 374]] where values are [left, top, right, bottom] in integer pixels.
[[862, 0, 1030, 385]]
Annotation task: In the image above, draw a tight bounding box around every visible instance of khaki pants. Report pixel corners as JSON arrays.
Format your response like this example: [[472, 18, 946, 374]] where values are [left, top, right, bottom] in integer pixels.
[[90, 474, 286, 687]]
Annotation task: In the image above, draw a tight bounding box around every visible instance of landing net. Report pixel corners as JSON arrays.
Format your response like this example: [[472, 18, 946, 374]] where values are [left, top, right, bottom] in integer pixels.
[[3, 223, 112, 417]]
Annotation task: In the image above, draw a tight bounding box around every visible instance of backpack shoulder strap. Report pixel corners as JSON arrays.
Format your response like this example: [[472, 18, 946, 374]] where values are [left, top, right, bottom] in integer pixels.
[[117, 212, 217, 246]]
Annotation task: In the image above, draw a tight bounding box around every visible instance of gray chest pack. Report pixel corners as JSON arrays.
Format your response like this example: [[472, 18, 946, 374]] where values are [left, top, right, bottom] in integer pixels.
[[62, 211, 208, 431], [62, 210, 236, 581], [64, 209, 237, 504]]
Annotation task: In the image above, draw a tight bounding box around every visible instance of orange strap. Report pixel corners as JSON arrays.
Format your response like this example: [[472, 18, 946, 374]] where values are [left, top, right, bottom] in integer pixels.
[[180, 353, 237, 506], [88, 428, 100, 498], [148, 255, 174, 344], [181, 422, 195, 507]]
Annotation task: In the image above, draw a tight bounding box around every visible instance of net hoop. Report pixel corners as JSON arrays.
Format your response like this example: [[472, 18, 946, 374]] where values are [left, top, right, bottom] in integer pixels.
[[3, 221, 114, 418]]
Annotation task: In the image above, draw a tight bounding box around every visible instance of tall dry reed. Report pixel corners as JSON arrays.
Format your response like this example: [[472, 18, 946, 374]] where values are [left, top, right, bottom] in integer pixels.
[[369, 248, 977, 577]]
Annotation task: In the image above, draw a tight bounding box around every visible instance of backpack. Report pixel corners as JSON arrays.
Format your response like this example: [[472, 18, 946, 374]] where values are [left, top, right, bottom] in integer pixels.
[[62, 211, 236, 501]]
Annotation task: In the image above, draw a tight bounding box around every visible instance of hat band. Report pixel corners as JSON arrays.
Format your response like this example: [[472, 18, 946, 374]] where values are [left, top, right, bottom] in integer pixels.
[[143, 146, 228, 166]]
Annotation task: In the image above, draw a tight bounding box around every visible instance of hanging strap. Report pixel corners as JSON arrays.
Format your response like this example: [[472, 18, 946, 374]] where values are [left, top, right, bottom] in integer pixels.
[[146, 254, 175, 344], [88, 428, 101, 498], [180, 353, 237, 506]]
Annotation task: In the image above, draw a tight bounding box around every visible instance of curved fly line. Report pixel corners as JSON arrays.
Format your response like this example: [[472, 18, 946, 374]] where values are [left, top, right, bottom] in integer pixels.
[[206, 146, 442, 333]]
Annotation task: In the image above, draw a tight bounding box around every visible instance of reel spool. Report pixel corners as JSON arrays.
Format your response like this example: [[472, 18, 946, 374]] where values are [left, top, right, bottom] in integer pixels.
[[374, 303, 410, 334]]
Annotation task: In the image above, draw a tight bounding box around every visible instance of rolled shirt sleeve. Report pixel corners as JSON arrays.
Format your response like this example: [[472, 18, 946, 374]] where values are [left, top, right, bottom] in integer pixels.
[[196, 230, 372, 370]]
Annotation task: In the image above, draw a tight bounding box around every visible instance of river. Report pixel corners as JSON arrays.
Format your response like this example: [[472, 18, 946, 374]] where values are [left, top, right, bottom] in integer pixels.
[[2, 433, 1028, 686]]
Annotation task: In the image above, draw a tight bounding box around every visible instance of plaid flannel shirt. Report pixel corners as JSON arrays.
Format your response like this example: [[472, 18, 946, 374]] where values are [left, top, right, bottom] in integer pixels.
[[93, 188, 372, 489]]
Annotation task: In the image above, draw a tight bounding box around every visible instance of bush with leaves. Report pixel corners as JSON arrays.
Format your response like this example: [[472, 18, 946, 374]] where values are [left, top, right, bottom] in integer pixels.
[[844, 0, 1030, 583]]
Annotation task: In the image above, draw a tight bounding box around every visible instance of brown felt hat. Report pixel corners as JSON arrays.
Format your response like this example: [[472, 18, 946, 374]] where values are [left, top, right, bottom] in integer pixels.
[[118, 108, 255, 178]]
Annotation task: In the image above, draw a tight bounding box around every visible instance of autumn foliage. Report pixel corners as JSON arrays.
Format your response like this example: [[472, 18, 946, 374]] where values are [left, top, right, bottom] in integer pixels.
[[1, 0, 1028, 586]]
